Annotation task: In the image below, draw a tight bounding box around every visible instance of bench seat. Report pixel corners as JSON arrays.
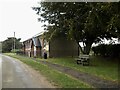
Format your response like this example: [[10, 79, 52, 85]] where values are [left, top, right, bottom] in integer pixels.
[[75, 55, 90, 66]]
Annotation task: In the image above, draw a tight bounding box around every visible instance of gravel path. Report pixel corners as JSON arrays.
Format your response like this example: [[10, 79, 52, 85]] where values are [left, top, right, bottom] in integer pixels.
[[39, 60, 119, 88]]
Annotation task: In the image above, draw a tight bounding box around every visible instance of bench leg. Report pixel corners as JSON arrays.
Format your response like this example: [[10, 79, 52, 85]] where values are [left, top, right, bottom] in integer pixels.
[[82, 61, 89, 66], [77, 60, 82, 64]]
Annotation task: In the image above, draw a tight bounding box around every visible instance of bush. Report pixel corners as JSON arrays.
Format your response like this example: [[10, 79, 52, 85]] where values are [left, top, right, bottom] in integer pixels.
[[16, 50, 24, 55], [11, 49, 24, 55], [92, 44, 120, 58]]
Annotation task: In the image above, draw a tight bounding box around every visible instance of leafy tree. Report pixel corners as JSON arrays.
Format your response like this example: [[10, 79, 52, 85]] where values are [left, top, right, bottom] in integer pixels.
[[33, 2, 119, 55], [2, 37, 22, 53], [106, 2, 120, 39]]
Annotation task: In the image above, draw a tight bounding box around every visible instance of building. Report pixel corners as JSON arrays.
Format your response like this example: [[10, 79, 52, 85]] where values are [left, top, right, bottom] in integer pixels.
[[22, 32, 79, 58], [23, 37, 41, 57]]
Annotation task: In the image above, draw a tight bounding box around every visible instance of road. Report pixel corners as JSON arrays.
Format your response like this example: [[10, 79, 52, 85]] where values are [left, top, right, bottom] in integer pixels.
[[1, 54, 55, 88]]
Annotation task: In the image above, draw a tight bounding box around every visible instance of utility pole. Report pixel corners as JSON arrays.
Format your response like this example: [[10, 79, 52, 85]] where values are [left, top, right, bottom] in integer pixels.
[[14, 32, 15, 52]]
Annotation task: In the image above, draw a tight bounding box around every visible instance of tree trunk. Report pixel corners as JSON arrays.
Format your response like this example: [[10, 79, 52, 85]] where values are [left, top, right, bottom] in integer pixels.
[[78, 44, 84, 54], [84, 42, 92, 55], [78, 41, 93, 55]]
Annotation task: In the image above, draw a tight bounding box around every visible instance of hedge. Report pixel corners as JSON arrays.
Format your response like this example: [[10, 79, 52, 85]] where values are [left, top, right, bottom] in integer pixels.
[[92, 44, 120, 58]]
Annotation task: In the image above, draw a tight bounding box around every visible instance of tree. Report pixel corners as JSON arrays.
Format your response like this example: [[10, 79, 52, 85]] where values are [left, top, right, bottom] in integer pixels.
[[33, 2, 119, 55], [2, 37, 22, 53], [106, 2, 120, 39]]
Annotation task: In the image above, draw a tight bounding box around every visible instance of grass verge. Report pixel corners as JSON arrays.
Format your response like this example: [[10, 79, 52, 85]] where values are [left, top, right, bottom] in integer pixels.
[[38, 56, 118, 82], [4, 53, 92, 88]]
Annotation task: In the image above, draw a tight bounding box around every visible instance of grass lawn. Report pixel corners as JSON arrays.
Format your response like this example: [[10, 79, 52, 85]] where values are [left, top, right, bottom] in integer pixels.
[[39, 56, 118, 82], [4, 53, 92, 88]]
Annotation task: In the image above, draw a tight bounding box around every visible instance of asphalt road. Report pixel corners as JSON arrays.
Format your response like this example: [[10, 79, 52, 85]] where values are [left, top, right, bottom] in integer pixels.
[[1, 54, 55, 88]]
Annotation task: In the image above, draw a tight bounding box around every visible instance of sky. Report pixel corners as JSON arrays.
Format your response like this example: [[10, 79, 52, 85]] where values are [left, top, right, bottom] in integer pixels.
[[0, 0, 119, 44], [0, 0, 44, 42]]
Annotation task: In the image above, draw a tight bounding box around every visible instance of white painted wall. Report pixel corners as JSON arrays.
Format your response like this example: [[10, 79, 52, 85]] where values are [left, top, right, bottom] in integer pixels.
[[34, 46, 36, 57]]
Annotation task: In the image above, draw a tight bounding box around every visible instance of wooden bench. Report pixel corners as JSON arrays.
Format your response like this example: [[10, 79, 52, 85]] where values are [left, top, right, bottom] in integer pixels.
[[75, 55, 90, 66]]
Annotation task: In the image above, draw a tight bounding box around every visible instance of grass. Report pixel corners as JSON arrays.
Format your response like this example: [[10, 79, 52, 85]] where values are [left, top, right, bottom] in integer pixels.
[[4, 53, 92, 88], [40, 56, 118, 82]]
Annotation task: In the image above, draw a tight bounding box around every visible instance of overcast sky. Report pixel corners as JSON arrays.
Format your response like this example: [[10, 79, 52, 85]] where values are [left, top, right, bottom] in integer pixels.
[[0, 0, 44, 42], [0, 0, 119, 44]]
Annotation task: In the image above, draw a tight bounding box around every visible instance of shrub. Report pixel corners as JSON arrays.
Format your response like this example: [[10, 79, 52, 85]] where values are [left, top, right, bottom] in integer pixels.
[[11, 49, 24, 55], [92, 44, 120, 58]]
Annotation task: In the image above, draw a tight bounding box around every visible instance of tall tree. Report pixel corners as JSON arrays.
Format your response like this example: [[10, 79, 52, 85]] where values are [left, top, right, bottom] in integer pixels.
[[33, 2, 119, 55], [2, 37, 22, 53], [106, 2, 120, 39]]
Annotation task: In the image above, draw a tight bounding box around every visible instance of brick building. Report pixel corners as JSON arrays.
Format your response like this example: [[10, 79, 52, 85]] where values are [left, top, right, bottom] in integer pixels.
[[23, 32, 79, 58]]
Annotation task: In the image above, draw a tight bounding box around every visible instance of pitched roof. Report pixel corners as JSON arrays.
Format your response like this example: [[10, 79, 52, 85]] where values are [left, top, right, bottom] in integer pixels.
[[32, 37, 41, 47]]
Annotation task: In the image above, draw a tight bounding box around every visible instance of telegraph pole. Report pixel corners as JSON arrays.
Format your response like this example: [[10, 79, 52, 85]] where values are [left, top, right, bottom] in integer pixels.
[[14, 32, 15, 52]]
